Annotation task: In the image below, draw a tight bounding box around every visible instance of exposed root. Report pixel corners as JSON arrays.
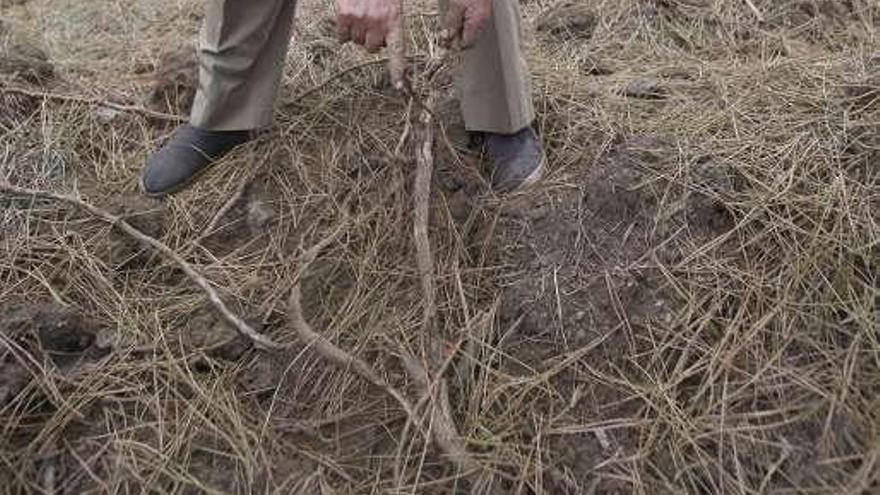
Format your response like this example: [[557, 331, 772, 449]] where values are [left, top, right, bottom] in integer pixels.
[[0, 183, 283, 350], [404, 69, 491, 491], [287, 283, 416, 419], [413, 93, 438, 335], [0, 85, 183, 122]]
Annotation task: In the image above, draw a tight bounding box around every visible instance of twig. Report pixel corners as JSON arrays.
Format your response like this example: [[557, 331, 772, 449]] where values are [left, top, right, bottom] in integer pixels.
[[0, 183, 283, 350], [743, 0, 764, 22], [288, 283, 416, 418], [412, 92, 438, 335], [196, 178, 250, 241], [0, 85, 183, 122], [287, 226, 417, 418]]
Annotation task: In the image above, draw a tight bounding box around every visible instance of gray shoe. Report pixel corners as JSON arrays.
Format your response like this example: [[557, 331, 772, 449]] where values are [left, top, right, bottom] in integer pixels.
[[475, 127, 545, 193], [140, 124, 252, 198]]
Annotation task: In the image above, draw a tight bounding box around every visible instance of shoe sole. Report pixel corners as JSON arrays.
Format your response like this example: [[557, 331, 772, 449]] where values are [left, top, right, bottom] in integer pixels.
[[496, 156, 546, 194], [517, 156, 546, 190]]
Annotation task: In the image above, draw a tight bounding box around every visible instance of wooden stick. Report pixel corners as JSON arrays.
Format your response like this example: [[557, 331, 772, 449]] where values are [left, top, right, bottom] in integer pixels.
[[413, 93, 438, 335], [0, 183, 283, 350]]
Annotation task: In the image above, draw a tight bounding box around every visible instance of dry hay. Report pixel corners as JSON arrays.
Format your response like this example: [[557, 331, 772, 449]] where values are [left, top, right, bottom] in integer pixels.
[[1, 0, 879, 493]]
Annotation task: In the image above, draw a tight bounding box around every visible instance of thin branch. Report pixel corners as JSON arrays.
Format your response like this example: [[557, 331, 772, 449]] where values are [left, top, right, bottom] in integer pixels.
[[287, 227, 420, 423], [0, 85, 184, 122], [413, 92, 438, 336], [288, 283, 416, 418], [0, 183, 282, 350]]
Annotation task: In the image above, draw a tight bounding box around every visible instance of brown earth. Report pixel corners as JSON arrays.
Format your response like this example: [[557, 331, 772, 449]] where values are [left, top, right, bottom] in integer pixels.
[[1, 0, 879, 493]]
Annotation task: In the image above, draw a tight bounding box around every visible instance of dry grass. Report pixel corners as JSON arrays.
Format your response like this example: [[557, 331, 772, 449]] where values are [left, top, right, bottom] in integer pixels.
[[1, 0, 879, 493]]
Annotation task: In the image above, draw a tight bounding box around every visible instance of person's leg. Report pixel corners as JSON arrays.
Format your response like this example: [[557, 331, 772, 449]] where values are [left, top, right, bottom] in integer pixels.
[[455, 0, 534, 134], [141, 0, 297, 197], [442, 0, 542, 192], [191, 0, 298, 130]]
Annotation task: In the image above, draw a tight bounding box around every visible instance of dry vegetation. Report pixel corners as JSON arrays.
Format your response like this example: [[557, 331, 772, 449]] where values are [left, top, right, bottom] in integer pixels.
[[1, 0, 879, 493]]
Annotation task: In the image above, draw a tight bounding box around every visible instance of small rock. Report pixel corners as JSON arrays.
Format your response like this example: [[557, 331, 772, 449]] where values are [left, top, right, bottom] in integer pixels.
[[247, 199, 275, 233], [446, 189, 471, 222], [623, 79, 669, 100], [536, 2, 598, 41], [34, 306, 96, 355], [95, 105, 122, 122], [185, 307, 253, 361]]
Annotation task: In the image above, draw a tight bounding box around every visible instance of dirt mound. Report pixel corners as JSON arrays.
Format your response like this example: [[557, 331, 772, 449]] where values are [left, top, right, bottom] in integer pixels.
[[147, 46, 198, 115], [498, 134, 738, 491], [1, 303, 100, 404]]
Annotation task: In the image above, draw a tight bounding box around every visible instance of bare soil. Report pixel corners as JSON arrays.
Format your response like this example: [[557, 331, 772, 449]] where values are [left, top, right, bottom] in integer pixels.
[[1, 0, 879, 493]]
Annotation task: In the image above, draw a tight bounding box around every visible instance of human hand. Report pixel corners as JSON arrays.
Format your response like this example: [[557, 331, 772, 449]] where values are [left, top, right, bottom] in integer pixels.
[[440, 0, 492, 50], [336, 0, 406, 89]]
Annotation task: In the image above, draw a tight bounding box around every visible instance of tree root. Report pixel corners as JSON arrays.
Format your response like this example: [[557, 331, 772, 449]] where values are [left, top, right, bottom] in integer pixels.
[[0, 183, 283, 350]]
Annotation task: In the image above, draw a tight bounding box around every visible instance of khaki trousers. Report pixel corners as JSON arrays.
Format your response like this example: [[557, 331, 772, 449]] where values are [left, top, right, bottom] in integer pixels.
[[190, 0, 534, 134]]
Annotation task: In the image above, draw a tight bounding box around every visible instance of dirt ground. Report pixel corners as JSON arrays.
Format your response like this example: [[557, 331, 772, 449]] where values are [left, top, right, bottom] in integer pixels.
[[2, 0, 879, 493]]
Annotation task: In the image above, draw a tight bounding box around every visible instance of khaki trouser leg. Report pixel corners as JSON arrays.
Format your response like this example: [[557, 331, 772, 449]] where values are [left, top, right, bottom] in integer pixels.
[[448, 0, 535, 134], [190, 0, 297, 131]]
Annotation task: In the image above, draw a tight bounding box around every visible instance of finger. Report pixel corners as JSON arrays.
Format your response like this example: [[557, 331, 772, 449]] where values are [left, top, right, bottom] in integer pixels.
[[364, 28, 385, 53], [460, 12, 488, 48], [337, 14, 353, 43], [386, 18, 406, 90], [441, 3, 465, 47]]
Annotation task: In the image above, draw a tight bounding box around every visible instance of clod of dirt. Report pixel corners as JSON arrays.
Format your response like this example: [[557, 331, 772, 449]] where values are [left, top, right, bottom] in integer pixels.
[[148, 47, 198, 115], [623, 78, 669, 100], [32, 306, 97, 357], [445, 188, 472, 222], [102, 195, 169, 269], [246, 198, 275, 234], [0, 303, 100, 396], [0, 20, 54, 84], [683, 158, 737, 237], [536, 2, 598, 41], [182, 306, 252, 361]]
